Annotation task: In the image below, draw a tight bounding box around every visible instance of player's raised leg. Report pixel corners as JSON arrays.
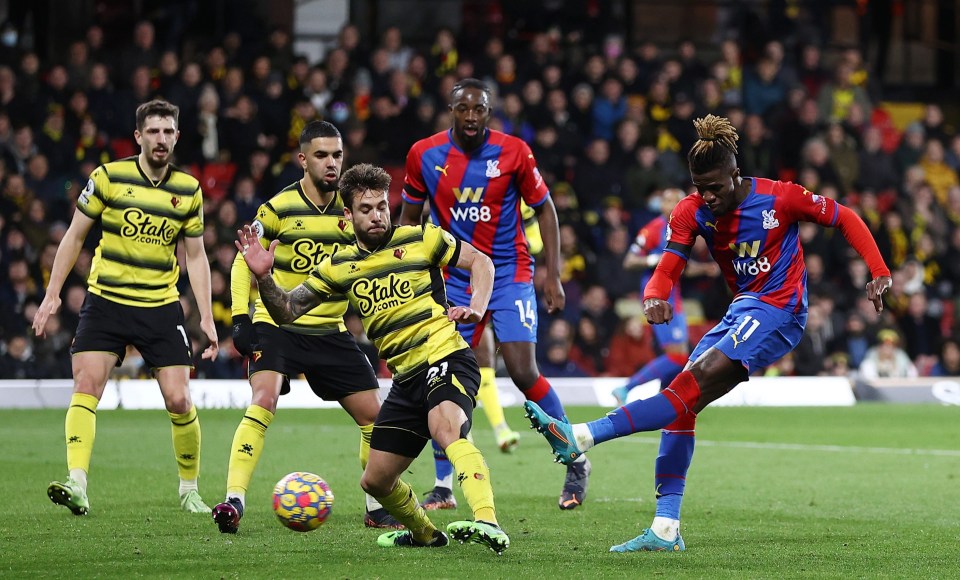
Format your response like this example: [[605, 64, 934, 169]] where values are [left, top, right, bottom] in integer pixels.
[[156, 365, 209, 513], [48, 352, 114, 516]]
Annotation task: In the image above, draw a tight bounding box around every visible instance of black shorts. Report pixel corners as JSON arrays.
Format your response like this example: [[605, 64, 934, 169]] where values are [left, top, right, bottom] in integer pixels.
[[71, 293, 192, 369], [371, 349, 480, 458], [249, 323, 379, 400]]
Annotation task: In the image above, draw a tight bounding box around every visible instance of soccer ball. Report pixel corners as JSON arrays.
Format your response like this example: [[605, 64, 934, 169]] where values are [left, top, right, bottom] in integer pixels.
[[272, 472, 334, 532]]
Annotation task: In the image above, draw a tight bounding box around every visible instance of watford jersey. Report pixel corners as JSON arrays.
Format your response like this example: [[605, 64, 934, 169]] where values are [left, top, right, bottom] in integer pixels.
[[77, 157, 204, 307], [244, 182, 353, 334], [303, 223, 470, 380]]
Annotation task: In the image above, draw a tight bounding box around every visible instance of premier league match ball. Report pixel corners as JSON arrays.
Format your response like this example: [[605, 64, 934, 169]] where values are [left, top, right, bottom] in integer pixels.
[[272, 472, 334, 532]]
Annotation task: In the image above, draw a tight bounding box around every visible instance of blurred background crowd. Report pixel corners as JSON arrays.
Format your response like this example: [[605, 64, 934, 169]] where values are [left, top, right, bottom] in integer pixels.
[[2, 0, 960, 382]]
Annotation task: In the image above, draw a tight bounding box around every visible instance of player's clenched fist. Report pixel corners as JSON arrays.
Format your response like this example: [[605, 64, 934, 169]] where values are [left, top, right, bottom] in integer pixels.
[[643, 298, 673, 325]]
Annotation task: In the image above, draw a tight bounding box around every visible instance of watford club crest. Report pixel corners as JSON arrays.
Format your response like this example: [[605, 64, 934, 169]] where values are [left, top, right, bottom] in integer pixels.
[[170, 196, 180, 208], [338, 218, 348, 231], [394, 248, 406, 260]]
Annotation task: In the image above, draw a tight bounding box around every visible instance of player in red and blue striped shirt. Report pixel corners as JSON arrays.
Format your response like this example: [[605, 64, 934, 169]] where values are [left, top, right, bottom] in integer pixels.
[[525, 115, 892, 552], [400, 78, 591, 511], [613, 188, 690, 405]]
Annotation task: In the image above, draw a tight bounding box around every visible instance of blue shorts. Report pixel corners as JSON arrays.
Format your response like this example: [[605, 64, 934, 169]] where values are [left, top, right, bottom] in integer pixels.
[[446, 279, 538, 346], [689, 298, 806, 373]]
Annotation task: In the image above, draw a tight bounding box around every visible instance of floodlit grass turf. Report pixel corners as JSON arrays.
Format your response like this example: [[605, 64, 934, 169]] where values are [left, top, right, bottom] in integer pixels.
[[3, 405, 959, 578]]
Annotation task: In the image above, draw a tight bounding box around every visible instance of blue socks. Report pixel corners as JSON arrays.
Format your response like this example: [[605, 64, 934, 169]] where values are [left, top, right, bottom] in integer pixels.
[[654, 428, 695, 519], [586, 394, 680, 444]]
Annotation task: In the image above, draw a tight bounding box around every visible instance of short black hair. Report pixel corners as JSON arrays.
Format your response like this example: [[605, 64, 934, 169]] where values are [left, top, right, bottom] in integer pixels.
[[135, 99, 179, 131], [299, 120, 341, 146], [450, 77, 491, 100], [339, 163, 391, 210]]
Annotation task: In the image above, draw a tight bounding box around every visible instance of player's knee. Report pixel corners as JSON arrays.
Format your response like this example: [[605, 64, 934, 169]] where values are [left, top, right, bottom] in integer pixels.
[[359, 471, 393, 498], [507, 366, 539, 391], [251, 389, 279, 413], [163, 392, 193, 414]]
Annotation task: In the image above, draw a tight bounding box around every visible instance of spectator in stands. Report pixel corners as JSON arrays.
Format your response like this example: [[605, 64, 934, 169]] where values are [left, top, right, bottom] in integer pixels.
[[0, 333, 37, 378], [857, 126, 899, 193], [540, 339, 590, 378], [895, 122, 926, 174], [743, 57, 787, 118], [898, 293, 941, 360], [817, 61, 872, 124], [859, 329, 917, 378], [930, 338, 960, 376], [919, 138, 958, 205]]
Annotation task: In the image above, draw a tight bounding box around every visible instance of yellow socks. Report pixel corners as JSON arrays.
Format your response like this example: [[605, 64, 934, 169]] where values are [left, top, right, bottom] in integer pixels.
[[476, 367, 507, 430], [169, 405, 202, 488], [65, 393, 99, 488], [225, 405, 274, 498], [358, 423, 384, 511], [446, 438, 497, 524], [359, 423, 373, 469], [375, 479, 437, 543]]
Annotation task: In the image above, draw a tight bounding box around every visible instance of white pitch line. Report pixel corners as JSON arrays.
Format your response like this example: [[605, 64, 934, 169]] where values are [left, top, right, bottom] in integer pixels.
[[620, 437, 960, 457]]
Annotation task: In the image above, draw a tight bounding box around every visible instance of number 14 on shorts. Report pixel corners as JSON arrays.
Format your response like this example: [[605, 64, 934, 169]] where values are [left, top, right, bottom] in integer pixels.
[[514, 300, 535, 330]]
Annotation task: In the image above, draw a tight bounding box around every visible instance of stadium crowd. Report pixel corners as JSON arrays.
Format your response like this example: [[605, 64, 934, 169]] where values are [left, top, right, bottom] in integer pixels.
[[2, 8, 959, 382]]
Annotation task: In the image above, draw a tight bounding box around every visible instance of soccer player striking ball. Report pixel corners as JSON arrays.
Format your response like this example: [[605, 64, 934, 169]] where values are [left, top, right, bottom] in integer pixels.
[[238, 163, 509, 553], [211, 121, 400, 533], [526, 115, 892, 552], [399, 77, 590, 511], [613, 188, 690, 405], [33, 99, 219, 515]]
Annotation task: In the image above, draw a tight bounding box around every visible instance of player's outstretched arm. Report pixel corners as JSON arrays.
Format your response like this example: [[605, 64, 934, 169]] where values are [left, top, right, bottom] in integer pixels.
[[448, 241, 494, 324], [184, 235, 219, 361], [235, 225, 321, 325], [532, 196, 565, 313], [832, 205, 892, 313], [33, 209, 96, 337]]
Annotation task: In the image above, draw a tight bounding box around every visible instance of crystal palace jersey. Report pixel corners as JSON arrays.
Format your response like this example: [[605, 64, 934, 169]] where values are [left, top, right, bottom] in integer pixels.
[[249, 182, 353, 335], [303, 223, 471, 380], [666, 178, 840, 313], [402, 129, 550, 285], [77, 157, 203, 307]]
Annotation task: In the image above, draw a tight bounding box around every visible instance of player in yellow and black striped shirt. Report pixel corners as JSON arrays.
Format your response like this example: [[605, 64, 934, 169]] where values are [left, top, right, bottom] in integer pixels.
[[213, 121, 397, 534], [32, 99, 219, 517], [236, 163, 509, 553]]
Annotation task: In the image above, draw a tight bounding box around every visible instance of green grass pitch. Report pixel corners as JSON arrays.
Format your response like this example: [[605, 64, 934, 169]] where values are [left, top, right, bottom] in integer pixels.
[[3, 404, 958, 578]]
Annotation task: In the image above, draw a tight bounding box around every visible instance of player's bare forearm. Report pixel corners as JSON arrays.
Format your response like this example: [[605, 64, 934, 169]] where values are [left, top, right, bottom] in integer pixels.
[[255, 275, 320, 325], [467, 252, 494, 315], [47, 210, 96, 295], [399, 200, 425, 226], [184, 236, 215, 322], [533, 196, 562, 276]]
